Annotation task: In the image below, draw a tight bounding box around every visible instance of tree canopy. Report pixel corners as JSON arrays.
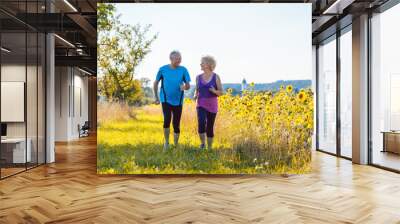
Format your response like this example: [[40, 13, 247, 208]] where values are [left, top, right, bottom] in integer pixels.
[[97, 3, 158, 104]]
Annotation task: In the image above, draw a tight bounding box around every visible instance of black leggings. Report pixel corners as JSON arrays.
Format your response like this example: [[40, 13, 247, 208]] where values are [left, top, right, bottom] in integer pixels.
[[162, 103, 183, 133], [197, 107, 217, 137]]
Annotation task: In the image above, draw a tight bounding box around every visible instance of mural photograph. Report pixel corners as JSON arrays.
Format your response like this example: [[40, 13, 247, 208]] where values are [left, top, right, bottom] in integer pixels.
[[97, 3, 313, 174]]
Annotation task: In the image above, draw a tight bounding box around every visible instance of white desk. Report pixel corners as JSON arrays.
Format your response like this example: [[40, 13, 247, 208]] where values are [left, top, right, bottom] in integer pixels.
[[1, 138, 31, 163]]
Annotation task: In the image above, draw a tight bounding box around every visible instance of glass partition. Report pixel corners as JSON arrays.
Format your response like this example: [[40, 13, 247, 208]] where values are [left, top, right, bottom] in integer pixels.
[[1, 30, 28, 177], [0, 1, 46, 179], [340, 28, 352, 158], [371, 3, 400, 171], [317, 36, 337, 154]]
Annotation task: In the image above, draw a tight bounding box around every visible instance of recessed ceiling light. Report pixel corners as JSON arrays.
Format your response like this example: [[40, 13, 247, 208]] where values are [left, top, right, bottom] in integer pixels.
[[78, 67, 92, 76], [54, 34, 75, 48], [1, 47, 11, 53], [322, 0, 354, 15], [63, 0, 78, 12]]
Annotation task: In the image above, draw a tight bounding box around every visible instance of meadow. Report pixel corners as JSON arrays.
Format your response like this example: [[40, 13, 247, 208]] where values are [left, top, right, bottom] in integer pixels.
[[97, 86, 313, 174]]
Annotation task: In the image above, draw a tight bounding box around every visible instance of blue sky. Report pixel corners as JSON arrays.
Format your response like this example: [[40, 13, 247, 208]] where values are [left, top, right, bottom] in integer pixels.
[[115, 3, 312, 83]]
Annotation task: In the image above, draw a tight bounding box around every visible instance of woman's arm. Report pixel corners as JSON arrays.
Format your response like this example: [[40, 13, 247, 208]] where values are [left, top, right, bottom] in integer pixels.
[[210, 75, 223, 96], [194, 89, 198, 100], [193, 76, 199, 100]]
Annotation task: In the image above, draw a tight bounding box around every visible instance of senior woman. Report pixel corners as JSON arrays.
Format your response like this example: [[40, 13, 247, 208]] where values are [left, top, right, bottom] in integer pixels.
[[194, 55, 223, 150]]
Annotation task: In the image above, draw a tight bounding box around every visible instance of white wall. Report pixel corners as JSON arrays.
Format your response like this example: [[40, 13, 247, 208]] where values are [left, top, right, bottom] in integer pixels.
[[1, 65, 26, 139], [72, 72, 89, 138], [1, 65, 38, 137], [55, 67, 89, 141], [55, 66, 69, 141], [1, 65, 25, 122], [1, 63, 46, 164]]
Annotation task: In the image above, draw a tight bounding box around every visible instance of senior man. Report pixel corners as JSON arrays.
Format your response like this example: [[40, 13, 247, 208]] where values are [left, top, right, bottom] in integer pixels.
[[153, 50, 191, 150]]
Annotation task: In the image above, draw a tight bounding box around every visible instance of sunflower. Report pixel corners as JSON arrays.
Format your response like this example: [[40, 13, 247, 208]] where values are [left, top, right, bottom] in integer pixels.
[[297, 92, 307, 102], [286, 85, 293, 93]]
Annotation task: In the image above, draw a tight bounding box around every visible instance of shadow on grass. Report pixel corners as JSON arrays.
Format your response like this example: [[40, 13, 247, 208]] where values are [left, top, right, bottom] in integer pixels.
[[97, 142, 258, 174], [97, 142, 311, 174]]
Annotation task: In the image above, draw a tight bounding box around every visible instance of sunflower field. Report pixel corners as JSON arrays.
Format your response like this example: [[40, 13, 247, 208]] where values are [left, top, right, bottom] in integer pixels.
[[97, 85, 313, 174]]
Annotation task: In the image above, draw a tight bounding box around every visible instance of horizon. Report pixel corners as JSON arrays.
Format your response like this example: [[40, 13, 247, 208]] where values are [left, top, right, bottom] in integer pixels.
[[220, 79, 311, 84], [141, 78, 311, 88]]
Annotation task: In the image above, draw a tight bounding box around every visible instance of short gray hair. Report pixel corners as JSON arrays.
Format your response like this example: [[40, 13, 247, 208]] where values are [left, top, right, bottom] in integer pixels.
[[201, 55, 216, 71], [169, 50, 181, 59]]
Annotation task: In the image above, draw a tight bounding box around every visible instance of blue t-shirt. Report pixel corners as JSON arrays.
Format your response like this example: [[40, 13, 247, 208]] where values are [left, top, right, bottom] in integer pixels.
[[156, 65, 191, 106]]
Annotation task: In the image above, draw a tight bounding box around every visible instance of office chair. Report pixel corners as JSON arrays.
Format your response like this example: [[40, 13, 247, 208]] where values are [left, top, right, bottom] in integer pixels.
[[78, 121, 90, 138]]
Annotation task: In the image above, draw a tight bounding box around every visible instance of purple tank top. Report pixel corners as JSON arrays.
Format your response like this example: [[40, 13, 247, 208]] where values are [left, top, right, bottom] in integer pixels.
[[197, 73, 218, 113]]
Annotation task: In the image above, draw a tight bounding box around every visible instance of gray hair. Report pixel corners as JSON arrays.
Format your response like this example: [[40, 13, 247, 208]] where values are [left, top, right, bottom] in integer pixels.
[[201, 55, 217, 71], [169, 50, 181, 59]]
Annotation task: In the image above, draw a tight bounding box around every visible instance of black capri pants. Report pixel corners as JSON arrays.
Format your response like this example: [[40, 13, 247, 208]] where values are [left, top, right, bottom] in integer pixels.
[[162, 103, 183, 133], [197, 107, 217, 138]]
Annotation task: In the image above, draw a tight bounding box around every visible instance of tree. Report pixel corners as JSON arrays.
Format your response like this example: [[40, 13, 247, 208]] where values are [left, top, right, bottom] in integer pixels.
[[97, 3, 116, 32], [140, 77, 151, 88], [97, 3, 158, 104], [139, 77, 154, 104]]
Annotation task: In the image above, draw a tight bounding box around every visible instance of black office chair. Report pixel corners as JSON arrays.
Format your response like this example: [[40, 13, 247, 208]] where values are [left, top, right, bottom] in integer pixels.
[[78, 121, 90, 138]]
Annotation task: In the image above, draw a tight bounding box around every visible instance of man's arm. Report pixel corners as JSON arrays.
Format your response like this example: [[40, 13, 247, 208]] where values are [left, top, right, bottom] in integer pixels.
[[180, 82, 190, 91], [182, 68, 191, 90], [184, 82, 190, 90], [153, 80, 160, 104]]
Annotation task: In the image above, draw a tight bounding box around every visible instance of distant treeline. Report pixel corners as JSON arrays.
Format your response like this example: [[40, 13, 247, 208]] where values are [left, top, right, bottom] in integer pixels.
[[226, 80, 311, 92], [184, 79, 312, 98]]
